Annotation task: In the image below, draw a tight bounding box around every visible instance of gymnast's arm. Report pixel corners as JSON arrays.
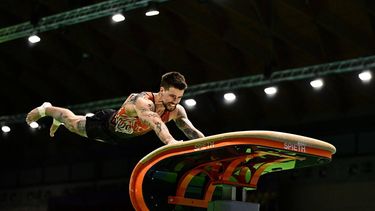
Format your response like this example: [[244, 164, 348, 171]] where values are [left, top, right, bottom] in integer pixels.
[[134, 97, 179, 145], [174, 104, 205, 140]]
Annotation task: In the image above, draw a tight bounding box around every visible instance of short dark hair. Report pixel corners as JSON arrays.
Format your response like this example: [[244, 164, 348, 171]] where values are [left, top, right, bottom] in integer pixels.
[[160, 72, 187, 90]]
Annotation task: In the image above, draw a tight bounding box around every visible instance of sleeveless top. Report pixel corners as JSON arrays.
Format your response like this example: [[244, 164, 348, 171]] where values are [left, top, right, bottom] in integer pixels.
[[109, 92, 171, 137]]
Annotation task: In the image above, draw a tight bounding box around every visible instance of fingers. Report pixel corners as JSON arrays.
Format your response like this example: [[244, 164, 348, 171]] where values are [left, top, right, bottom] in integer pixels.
[[167, 140, 183, 145]]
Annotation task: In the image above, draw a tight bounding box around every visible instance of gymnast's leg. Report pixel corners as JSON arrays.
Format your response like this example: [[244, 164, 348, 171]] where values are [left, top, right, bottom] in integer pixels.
[[26, 102, 87, 138]]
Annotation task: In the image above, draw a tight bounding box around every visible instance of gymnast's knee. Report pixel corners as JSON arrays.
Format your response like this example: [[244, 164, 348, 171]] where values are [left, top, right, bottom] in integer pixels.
[[64, 117, 86, 134]]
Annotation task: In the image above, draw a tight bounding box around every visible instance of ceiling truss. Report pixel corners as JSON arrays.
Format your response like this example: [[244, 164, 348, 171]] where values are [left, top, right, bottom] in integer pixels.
[[1, 55, 374, 124]]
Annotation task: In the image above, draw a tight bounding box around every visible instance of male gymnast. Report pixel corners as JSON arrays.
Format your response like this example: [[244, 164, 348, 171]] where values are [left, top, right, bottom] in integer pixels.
[[26, 72, 204, 145]]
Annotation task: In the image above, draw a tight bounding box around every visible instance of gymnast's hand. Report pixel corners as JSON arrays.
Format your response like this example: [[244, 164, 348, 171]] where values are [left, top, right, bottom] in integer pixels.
[[167, 139, 183, 145]]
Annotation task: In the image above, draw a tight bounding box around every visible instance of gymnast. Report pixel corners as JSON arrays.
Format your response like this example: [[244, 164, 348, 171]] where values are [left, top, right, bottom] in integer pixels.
[[26, 72, 204, 145]]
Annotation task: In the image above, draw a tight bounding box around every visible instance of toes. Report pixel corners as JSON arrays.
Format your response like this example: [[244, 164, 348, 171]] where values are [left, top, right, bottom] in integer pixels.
[[49, 123, 60, 137], [26, 114, 32, 124], [25, 109, 40, 124]]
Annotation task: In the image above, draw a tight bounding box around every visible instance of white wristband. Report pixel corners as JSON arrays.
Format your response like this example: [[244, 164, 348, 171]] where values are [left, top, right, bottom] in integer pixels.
[[37, 102, 52, 117]]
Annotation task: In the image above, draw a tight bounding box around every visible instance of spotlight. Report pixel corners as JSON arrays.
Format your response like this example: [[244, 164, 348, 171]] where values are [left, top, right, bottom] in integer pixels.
[[358, 70, 372, 83], [28, 34, 41, 43], [145, 9, 159, 16], [85, 113, 95, 117], [184, 99, 196, 107], [310, 78, 324, 89], [1, 125, 11, 133], [224, 93, 236, 103], [29, 121, 39, 129], [264, 86, 277, 96], [112, 13, 125, 22]]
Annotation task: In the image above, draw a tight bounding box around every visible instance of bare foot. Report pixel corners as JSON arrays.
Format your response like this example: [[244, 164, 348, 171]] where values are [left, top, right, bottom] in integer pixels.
[[26, 107, 41, 124], [26, 102, 51, 124]]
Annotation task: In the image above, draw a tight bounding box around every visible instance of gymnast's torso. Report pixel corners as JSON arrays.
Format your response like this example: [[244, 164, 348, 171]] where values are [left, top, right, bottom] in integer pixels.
[[108, 92, 174, 137]]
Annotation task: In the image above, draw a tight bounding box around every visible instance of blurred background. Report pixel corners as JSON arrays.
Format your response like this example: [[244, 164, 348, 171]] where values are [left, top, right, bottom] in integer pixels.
[[0, 0, 374, 210]]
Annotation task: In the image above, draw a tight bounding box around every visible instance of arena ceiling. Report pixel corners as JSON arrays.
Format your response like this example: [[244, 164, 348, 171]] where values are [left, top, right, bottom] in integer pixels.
[[0, 0, 374, 144]]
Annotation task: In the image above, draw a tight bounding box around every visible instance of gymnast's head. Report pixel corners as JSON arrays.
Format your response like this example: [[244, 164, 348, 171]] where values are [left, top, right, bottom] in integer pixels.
[[159, 72, 187, 111], [160, 71, 187, 90]]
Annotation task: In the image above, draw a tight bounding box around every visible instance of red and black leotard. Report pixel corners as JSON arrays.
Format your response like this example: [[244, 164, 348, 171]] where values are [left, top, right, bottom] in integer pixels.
[[109, 92, 171, 137]]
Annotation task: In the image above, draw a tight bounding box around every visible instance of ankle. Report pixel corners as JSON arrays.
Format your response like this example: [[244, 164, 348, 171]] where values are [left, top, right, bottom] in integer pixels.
[[37, 102, 52, 117]]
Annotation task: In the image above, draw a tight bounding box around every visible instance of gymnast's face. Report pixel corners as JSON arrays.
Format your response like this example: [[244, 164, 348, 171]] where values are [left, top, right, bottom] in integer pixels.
[[160, 87, 184, 111]]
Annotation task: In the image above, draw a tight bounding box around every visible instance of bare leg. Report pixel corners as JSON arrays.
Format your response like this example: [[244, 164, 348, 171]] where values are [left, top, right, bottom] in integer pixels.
[[26, 103, 87, 138]]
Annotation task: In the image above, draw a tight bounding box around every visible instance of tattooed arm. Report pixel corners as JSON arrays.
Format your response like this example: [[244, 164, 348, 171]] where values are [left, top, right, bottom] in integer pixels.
[[174, 105, 204, 140], [134, 97, 178, 145]]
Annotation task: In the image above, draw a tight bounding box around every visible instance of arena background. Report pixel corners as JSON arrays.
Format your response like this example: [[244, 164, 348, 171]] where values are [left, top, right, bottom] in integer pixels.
[[0, 0, 374, 210]]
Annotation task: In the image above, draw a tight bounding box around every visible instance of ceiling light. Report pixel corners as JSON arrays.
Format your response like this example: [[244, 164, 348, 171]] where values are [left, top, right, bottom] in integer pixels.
[[310, 78, 324, 89], [1, 126, 10, 133], [224, 93, 236, 102], [184, 99, 196, 107], [112, 13, 125, 22], [145, 9, 159, 17], [28, 34, 41, 43], [264, 86, 277, 96], [29, 121, 39, 129], [358, 70, 372, 82], [85, 113, 95, 117]]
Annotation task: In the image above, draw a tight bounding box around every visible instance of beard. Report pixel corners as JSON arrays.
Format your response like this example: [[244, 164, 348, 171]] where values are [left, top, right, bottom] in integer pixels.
[[162, 102, 177, 111]]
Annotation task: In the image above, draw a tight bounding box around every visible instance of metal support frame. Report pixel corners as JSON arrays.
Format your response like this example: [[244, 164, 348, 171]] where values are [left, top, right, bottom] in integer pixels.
[[185, 55, 375, 97], [0, 1, 374, 124], [0, 55, 374, 124], [0, 0, 169, 43], [167, 151, 300, 208]]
